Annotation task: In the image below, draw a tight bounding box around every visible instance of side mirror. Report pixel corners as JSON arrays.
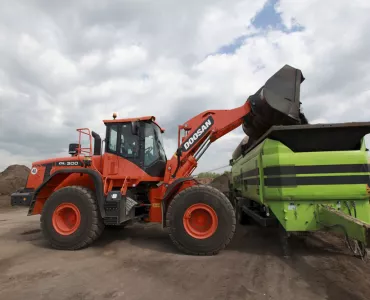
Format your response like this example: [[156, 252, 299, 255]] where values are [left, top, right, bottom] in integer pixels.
[[131, 121, 139, 135]]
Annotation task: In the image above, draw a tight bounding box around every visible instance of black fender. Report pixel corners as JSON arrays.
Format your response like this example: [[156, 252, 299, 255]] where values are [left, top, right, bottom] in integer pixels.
[[29, 168, 106, 218], [161, 177, 199, 228]]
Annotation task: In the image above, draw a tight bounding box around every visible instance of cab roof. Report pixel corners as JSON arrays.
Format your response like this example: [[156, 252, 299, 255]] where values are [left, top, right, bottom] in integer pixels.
[[103, 115, 165, 132]]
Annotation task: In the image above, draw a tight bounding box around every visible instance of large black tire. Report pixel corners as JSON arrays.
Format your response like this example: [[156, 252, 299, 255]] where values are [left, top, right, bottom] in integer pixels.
[[166, 185, 236, 255], [40, 186, 105, 250]]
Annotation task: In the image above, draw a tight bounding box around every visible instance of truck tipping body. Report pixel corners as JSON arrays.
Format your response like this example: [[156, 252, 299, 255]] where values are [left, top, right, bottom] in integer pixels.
[[230, 121, 370, 258]]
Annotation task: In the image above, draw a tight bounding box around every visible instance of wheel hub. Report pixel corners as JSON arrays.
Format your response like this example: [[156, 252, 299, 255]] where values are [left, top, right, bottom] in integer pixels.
[[183, 203, 218, 239], [52, 203, 81, 236]]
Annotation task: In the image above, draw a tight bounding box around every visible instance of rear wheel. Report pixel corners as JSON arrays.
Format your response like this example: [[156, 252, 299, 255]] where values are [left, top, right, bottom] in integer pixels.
[[40, 186, 104, 250], [166, 185, 236, 255]]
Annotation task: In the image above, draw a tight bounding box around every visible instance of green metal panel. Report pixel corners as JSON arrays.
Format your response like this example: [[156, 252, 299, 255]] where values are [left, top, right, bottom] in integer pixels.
[[268, 200, 370, 232], [231, 141, 264, 203], [262, 139, 370, 202], [233, 138, 370, 203], [231, 135, 370, 245], [318, 205, 370, 245]]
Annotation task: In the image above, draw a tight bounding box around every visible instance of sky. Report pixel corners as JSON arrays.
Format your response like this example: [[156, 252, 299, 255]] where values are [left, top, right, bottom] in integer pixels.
[[0, 0, 370, 174]]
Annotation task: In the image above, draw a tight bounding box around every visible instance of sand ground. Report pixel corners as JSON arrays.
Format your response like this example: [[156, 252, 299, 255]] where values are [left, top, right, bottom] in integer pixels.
[[1, 207, 370, 300]]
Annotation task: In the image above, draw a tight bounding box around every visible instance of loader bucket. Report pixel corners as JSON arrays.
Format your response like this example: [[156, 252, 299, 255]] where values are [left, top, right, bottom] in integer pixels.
[[242, 64, 308, 143]]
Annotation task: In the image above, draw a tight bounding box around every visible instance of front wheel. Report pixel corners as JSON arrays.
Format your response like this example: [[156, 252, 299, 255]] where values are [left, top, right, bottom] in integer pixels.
[[40, 186, 105, 250], [166, 185, 236, 255]]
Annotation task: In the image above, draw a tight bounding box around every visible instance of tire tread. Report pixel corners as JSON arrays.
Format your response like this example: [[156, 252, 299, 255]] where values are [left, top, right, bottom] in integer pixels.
[[166, 184, 236, 256], [40, 185, 104, 250]]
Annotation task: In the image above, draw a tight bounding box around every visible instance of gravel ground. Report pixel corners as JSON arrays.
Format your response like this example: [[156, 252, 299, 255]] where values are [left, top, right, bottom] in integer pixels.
[[1, 208, 370, 300], [0, 195, 10, 208]]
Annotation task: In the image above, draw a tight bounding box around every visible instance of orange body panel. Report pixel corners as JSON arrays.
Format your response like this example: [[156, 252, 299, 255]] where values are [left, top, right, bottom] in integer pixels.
[[32, 172, 70, 214], [102, 153, 162, 184], [148, 185, 165, 223], [103, 115, 165, 132], [148, 179, 197, 223], [29, 152, 162, 216], [164, 101, 251, 182], [101, 153, 163, 196], [56, 173, 95, 191], [103, 116, 154, 123]]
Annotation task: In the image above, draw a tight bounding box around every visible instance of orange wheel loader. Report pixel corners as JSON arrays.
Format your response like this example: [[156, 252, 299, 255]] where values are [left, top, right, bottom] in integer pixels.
[[11, 64, 308, 255]]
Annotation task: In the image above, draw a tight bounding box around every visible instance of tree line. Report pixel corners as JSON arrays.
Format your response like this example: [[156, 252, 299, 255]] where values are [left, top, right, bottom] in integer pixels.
[[196, 170, 231, 179]]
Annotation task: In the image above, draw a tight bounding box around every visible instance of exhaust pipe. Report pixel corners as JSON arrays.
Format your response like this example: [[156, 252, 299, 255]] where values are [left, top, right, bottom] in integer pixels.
[[242, 64, 308, 142], [92, 131, 102, 155]]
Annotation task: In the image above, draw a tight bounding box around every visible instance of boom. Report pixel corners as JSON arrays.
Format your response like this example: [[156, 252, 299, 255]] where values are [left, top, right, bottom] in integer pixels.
[[164, 64, 307, 183], [165, 101, 252, 181]]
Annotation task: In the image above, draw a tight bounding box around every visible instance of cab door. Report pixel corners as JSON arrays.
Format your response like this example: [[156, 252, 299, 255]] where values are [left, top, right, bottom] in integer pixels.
[[103, 124, 119, 176], [103, 122, 142, 178]]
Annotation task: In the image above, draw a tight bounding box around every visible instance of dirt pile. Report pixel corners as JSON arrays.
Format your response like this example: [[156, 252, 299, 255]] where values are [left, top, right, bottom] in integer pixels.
[[196, 177, 213, 185], [209, 172, 231, 194], [0, 164, 30, 207]]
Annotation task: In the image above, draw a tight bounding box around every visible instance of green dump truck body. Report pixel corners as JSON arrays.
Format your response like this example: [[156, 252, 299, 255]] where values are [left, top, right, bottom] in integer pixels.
[[230, 122, 370, 248]]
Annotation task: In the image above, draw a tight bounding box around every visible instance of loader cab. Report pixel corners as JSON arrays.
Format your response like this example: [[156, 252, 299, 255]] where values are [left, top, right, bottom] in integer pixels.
[[104, 116, 167, 177]]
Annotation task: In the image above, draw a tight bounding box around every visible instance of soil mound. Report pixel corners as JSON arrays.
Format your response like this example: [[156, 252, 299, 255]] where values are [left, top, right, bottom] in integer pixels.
[[0, 164, 30, 198], [209, 173, 231, 194]]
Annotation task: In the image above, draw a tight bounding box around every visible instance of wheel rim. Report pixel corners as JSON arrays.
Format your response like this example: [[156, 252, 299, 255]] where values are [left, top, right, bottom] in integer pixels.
[[52, 203, 81, 236], [183, 203, 218, 239]]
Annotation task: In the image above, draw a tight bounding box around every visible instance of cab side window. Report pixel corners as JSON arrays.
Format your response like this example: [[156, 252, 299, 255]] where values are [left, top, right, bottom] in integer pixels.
[[107, 125, 118, 153]]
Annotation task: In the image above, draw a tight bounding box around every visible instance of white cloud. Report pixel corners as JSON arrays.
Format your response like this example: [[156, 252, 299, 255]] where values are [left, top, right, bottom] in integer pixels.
[[0, 0, 370, 174], [107, 45, 148, 71], [310, 118, 329, 124], [196, 1, 265, 54], [79, 51, 102, 71], [0, 149, 33, 170]]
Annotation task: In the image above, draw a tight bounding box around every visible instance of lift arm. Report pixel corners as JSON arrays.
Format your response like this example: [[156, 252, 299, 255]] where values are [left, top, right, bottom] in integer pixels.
[[164, 101, 252, 182]]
